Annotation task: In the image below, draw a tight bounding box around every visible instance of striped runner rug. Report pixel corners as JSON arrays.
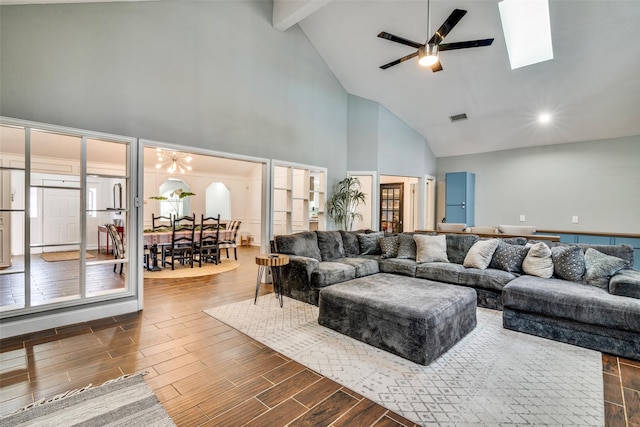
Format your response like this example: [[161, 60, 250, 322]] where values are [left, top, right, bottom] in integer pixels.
[[0, 373, 174, 427]]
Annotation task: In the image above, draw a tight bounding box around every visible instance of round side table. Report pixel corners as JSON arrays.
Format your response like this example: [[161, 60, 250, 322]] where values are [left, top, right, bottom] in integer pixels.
[[255, 254, 289, 307]]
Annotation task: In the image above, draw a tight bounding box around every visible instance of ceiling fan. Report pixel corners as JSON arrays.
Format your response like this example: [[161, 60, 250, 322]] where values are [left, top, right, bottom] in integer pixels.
[[378, 6, 494, 72]]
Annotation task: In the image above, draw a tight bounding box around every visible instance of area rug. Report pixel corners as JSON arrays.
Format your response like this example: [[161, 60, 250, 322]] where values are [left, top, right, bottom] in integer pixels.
[[144, 259, 240, 279], [41, 251, 95, 262], [205, 296, 604, 426], [0, 372, 175, 427]]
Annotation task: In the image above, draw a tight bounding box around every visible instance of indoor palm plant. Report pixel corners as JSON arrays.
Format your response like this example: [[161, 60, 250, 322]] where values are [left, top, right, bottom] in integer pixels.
[[326, 176, 366, 231]]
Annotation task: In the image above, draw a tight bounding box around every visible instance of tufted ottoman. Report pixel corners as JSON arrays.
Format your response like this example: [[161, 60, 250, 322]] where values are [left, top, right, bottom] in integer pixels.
[[318, 273, 477, 365]]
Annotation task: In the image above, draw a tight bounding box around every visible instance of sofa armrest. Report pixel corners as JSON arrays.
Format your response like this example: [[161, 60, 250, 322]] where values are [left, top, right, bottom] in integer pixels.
[[609, 269, 640, 299], [280, 255, 320, 291]]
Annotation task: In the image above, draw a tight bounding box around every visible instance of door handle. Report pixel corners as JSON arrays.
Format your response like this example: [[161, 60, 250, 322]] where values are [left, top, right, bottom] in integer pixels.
[[461, 201, 465, 209]]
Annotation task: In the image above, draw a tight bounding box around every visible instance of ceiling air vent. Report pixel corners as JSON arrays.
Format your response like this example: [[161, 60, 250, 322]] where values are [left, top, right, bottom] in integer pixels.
[[449, 113, 468, 122]]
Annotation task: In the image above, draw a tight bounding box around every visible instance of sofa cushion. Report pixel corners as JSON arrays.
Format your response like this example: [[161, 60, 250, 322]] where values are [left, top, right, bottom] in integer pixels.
[[584, 248, 629, 289], [445, 234, 478, 265], [503, 276, 640, 333], [356, 232, 384, 255], [378, 258, 418, 277], [275, 232, 321, 261], [333, 257, 379, 277], [396, 234, 417, 260], [610, 269, 640, 299], [463, 239, 499, 269], [310, 262, 356, 288], [551, 245, 585, 282], [379, 235, 400, 258], [416, 262, 461, 284], [316, 231, 345, 261], [340, 230, 360, 257], [457, 267, 517, 292], [489, 241, 529, 273], [414, 234, 449, 263], [522, 242, 553, 278], [577, 244, 634, 265]]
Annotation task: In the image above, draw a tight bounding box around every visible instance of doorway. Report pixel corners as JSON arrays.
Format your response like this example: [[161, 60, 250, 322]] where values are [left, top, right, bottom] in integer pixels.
[[380, 183, 403, 233]]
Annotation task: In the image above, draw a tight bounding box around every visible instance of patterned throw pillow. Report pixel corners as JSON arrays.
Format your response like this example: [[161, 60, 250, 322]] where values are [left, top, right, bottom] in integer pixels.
[[522, 242, 554, 278], [551, 246, 586, 282], [379, 235, 400, 259], [463, 239, 499, 269], [396, 234, 417, 260], [489, 241, 530, 273], [584, 248, 629, 289], [414, 234, 449, 263], [356, 232, 384, 255]]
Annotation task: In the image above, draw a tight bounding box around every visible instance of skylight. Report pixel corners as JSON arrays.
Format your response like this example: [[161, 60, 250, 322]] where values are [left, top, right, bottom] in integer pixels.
[[499, 0, 553, 69]]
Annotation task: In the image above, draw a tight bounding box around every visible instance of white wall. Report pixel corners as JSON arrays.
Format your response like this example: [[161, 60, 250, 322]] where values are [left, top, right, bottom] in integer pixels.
[[436, 135, 640, 233]]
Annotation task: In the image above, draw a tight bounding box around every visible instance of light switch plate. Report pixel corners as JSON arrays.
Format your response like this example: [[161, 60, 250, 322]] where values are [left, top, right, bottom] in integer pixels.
[[519, 215, 525, 222], [572, 216, 579, 223]]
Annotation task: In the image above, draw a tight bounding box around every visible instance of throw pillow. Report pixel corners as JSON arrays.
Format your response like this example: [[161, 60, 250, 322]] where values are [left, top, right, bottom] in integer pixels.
[[522, 242, 554, 278], [551, 246, 586, 282], [356, 231, 384, 255], [414, 234, 449, 263], [584, 248, 629, 289], [379, 235, 400, 259], [339, 230, 360, 256], [445, 234, 478, 264], [463, 238, 499, 269], [489, 241, 530, 273], [396, 234, 417, 260]]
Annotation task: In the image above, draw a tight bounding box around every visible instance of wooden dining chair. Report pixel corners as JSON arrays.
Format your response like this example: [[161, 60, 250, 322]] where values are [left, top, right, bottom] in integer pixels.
[[219, 220, 241, 260], [152, 213, 172, 231], [162, 214, 196, 270], [196, 214, 221, 266], [106, 223, 125, 275]]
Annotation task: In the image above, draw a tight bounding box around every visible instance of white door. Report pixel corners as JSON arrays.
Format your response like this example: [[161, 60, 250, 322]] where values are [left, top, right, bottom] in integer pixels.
[[43, 187, 80, 251]]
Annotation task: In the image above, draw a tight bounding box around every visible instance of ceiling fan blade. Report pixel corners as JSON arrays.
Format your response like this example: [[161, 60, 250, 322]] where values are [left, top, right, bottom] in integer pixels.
[[431, 61, 443, 72], [378, 32, 422, 49], [380, 51, 419, 69], [439, 39, 494, 51], [428, 9, 467, 45]]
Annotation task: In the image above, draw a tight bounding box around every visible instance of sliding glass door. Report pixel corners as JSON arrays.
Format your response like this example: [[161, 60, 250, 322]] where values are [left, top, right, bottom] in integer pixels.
[[0, 120, 136, 316]]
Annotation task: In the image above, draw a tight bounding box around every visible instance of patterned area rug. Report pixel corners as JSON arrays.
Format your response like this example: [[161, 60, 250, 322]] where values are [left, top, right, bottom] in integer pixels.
[[205, 295, 604, 426], [0, 373, 175, 427]]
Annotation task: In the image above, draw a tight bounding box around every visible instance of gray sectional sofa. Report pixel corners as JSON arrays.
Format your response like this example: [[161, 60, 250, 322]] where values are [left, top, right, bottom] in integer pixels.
[[274, 230, 640, 360]]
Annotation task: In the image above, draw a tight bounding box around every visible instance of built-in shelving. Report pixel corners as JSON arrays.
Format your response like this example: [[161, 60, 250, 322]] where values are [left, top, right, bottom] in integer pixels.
[[272, 163, 326, 236]]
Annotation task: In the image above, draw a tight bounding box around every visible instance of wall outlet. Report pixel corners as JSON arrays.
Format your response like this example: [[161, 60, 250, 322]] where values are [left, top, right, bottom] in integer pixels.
[[519, 215, 525, 222], [572, 216, 579, 224]]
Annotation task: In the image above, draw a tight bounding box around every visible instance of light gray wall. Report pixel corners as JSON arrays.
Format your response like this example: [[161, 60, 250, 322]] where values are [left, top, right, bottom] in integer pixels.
[[0, 1, 348, 184], [346, 94, 436, 178], [377, 104, 436, 177], [347, 94, 379, 171], [436, 135, 640, 233]]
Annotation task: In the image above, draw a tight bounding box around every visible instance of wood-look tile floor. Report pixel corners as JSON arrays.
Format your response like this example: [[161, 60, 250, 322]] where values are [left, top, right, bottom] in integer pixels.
[[0, 245, 638, 426]]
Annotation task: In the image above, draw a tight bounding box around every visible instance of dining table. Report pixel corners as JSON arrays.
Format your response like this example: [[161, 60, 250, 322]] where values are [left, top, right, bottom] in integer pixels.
[[144, 229, 233, 271]]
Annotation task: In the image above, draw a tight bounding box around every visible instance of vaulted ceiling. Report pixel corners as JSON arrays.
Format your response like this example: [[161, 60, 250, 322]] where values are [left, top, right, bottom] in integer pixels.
[[3, 0, 640, 158], [282, 0, 640, 157]]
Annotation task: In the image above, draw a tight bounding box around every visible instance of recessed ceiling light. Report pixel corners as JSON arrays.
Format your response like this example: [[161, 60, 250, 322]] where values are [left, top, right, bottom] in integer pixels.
[[538, 112, 552, 124]]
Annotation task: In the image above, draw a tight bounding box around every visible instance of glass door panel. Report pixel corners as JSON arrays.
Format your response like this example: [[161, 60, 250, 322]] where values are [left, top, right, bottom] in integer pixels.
[[380, 183, 403, 233]]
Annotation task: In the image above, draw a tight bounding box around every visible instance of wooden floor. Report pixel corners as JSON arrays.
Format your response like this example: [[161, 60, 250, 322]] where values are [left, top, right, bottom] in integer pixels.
[[1, 245, 639, 426]]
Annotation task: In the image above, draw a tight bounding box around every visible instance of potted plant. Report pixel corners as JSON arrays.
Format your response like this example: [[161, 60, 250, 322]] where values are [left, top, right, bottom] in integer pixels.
[[149, 188, 195, 217], [326, 176, 366, 231]]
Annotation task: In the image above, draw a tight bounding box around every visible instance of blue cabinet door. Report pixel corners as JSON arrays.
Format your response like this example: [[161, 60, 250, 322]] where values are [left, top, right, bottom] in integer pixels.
[[445, 172, 475, 226]]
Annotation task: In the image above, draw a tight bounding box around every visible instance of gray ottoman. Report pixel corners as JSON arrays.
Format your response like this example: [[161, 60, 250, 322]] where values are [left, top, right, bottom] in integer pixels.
[[318, 273, 477, 365]]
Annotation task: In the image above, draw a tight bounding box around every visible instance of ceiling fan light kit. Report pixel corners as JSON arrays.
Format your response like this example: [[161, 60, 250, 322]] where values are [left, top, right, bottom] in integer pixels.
[[418, 44, 439, 67], [378, 4, 493, 72]]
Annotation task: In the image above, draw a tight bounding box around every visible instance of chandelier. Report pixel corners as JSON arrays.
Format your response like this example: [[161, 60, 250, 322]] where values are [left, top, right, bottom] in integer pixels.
[[155, 149, 193, 174]]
